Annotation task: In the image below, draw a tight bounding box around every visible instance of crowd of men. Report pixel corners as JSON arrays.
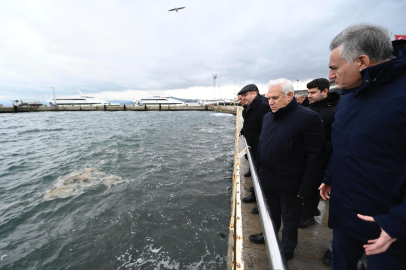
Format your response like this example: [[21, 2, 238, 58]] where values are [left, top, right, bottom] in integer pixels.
[[237, 23, 406, 270]]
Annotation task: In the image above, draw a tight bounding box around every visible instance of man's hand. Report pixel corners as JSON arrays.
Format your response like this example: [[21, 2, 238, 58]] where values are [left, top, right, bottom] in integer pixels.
[[319, 183, 331, 200], [357, 214, 397, 255], [239, 133, 242, 138]]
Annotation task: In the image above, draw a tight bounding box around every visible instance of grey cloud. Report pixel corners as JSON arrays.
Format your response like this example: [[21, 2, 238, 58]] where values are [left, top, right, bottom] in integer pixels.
[[0, 0, 405, 104]]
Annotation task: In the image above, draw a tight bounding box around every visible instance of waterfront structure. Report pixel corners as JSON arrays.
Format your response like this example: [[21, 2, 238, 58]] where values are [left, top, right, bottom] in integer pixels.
[[198, 99, 234, 106], [11, 99, 43, 107], [134, 96, 185, 106]]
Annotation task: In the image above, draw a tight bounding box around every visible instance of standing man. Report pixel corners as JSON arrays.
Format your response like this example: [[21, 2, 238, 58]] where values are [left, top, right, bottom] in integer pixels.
[[295, 92, 309, 107], [299, 78, 340, 229], [238, 84, 269, 210], [237, 94, 247, 108], [238, 84, 269, 177], [320, 23, 406, 269], [238, 92, 258, 209], [250, 79, 327, 261]]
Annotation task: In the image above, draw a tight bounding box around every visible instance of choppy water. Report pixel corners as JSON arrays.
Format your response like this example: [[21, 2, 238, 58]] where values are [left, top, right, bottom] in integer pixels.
[[0, 111, 235, 270]]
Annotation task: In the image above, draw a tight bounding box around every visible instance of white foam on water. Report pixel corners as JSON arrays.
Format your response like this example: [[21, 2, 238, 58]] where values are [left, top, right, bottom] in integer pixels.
[[43, 168, 128, 200], [198, 128, 215, 133], [0, 202, 17, 215], [115, 243, 225, 270], [210, 113, 233, 117]]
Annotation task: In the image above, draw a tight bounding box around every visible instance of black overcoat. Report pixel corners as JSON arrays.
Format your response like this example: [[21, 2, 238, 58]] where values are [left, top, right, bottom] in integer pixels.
[[241, 95, 269, 159], [255, 98, 327, 199], [308, 92, 340, 158]]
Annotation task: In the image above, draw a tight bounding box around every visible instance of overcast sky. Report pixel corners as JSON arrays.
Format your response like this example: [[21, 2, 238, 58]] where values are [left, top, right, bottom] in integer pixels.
[[0, 0, 405, 104]]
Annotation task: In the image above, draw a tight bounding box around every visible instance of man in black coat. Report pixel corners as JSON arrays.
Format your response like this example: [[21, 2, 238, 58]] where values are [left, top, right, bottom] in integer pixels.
[[238, 84, 269, 207], [299, 78, 340, 229], [295, 92, 310, 107], [249, 78, 327, 261], [238, 84, 270, 175]]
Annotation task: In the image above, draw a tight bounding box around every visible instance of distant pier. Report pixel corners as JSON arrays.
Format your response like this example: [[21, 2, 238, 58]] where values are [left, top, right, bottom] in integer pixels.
[[0, 105, 238, 114]]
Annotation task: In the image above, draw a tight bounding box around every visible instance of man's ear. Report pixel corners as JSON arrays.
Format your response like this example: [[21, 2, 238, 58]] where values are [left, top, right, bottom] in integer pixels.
[[322, 88, 329, 96], [357, 55, 370, 71]]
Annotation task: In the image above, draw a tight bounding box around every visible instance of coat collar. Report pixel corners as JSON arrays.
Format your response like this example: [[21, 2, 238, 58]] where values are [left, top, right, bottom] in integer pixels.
[[353, 40, 406, 96], [246, 95, 262, 111], [309, 92, 340, 107], [272, 97, 298, 120]]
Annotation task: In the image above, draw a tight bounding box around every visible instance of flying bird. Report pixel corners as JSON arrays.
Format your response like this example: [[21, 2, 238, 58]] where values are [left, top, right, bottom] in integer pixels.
[[168, 7, 185, 12]]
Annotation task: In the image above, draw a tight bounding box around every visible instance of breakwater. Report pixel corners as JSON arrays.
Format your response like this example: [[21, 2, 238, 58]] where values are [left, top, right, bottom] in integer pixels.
[[0, 105, 238, 114]]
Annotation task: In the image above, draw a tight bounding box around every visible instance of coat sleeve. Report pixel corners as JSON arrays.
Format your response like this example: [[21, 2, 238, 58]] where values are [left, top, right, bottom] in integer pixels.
[[298, 113, 328, 199], [322, 159, 332, 185], [374, 196, 406, 239], [255, 141, 261, 172]]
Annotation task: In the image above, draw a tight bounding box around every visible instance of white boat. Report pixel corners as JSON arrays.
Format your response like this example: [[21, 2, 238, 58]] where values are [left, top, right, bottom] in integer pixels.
[[134, 96, 185, 106], [46, 89, 110, 106], [198, 99, 234, 106]]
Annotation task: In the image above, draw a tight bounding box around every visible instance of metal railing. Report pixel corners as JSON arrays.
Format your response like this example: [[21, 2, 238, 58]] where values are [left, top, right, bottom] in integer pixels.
[[244, 139, 288, 270]]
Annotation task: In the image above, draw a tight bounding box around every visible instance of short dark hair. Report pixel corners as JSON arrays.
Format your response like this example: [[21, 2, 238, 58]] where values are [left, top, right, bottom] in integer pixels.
[[307, 78, 330, 92]]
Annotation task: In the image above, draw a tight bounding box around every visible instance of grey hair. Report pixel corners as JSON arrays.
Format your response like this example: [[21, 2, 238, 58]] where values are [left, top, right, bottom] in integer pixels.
[[295, 92, 308, 98], [330, 23, 393, 63], [268, 79, 294, 96]]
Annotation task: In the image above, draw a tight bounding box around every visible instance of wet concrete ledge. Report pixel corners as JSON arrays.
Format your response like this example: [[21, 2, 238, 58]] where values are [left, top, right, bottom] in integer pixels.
[[0, 105, 238, 114]]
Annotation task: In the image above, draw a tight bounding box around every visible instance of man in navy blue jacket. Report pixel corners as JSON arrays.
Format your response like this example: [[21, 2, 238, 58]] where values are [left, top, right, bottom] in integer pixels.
[[249, 78, 327, 261], [319, 23, 406, 269]]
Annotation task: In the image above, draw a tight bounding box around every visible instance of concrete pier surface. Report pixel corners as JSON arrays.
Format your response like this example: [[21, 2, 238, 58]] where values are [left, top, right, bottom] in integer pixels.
[[0, 105, 238, 114]]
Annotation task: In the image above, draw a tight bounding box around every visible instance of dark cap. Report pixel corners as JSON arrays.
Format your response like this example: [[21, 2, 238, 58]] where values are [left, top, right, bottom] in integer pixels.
[[238, 84, 258, 95]]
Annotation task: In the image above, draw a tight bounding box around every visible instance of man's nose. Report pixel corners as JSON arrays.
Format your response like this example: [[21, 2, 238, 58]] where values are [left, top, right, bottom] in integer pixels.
[[328, 70, 336, 80]]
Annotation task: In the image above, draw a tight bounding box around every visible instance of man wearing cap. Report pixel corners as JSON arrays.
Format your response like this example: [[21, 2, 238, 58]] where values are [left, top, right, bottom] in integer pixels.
[[238, 84, 269, 179]]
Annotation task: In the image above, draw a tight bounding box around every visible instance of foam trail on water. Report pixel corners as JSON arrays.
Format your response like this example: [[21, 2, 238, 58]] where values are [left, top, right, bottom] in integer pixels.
[[44, 168, 128, 200]]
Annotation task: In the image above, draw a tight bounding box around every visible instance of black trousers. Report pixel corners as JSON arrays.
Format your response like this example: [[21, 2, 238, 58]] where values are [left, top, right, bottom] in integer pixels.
[[301, 192, 320, 219], [265, 192, 302, 254], [332, 229, 406, 270]]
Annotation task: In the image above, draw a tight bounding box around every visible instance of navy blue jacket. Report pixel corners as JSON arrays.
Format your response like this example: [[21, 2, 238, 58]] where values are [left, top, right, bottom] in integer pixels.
[[324, 40, 406, 247], [256, 98, 327, 199]]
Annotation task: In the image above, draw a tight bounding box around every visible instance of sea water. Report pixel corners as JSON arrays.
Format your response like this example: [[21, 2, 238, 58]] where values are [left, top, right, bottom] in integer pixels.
[[0, 111, 235, 269]]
